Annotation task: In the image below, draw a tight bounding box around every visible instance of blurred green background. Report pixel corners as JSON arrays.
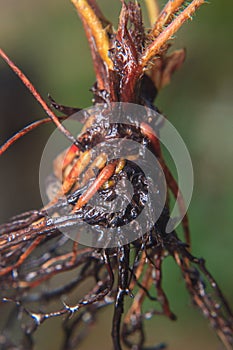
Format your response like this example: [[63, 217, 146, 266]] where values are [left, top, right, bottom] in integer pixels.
[[0, 1, 232, 349]]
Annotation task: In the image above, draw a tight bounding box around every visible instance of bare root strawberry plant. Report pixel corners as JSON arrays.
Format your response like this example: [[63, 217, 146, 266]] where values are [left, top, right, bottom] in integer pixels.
[[0, 1, 232, 350]]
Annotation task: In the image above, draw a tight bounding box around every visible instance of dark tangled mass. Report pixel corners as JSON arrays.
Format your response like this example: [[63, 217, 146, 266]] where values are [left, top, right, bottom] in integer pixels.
[[0, 1, 232, 350], [0, 103, 232, 349]]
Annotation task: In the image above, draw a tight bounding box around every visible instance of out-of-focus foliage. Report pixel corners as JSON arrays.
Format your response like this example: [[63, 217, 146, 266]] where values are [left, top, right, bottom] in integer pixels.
[[0, 1, 232, 349]]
